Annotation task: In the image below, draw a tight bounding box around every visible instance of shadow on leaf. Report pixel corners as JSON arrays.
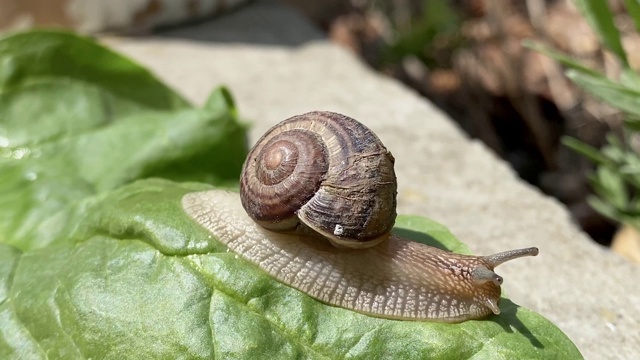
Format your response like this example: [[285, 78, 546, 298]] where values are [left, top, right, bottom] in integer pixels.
[[392, 227, 451, 251], [492, 298, 544, 348]]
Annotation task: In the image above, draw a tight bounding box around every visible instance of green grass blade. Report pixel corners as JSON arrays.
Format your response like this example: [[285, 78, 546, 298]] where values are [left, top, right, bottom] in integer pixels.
[[573, 0, 629, 66], [562, 136, 609, 164], [587, 195, 622, 221], [523, 40, 600, 75], [624, 117, 640, 130], [620, 69, 640, 92], [567, 69, 640, 116], [624, 0, 640, 33], [597, 166, 628, 208]]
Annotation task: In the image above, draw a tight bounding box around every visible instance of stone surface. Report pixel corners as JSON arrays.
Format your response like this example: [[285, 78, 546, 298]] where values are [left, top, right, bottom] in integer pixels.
[[103, 1, 640, 358]]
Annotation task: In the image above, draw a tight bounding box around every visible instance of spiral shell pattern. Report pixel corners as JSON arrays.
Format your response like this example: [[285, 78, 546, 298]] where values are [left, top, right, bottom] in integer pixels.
[[240, 111, 397, 247]]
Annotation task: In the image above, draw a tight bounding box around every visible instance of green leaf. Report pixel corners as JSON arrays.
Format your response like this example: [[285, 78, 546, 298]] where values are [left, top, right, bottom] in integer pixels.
[[566, 69, 640, 116], [594, 166, 628, 208], [0, 32, 247, 251], [625, 0, 640, 33], [561, 136, 609, 164], [382, 0, 463, 67], [0, 99, 245, 251], [619, 162, 640, 176], [0, 30, 189, 114], [573, 0, 628, 66], [601, 141, 626, 164], [587, 195, 621, 222], [606, 132, 625, 150], [522, 41, 600, 76], [0, 180, 582, 359], [624, 117, 640, 131], [620, 68, 640, 92]]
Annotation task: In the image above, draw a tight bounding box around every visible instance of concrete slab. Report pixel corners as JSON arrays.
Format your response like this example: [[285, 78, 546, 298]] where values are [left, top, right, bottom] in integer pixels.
[[103, 1, 640, 358]]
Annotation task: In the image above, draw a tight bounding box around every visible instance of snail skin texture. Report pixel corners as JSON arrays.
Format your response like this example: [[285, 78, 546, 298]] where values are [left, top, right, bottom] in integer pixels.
[[182, 111, 538, 323]]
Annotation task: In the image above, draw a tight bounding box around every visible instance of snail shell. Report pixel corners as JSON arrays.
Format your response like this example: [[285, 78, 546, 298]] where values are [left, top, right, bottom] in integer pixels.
[[239, 111, 396, 248], [182, 111, 538, 322]]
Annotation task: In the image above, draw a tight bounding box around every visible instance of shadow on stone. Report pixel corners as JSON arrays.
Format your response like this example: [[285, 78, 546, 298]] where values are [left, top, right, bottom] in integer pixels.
[[155, 1, 324, 47]]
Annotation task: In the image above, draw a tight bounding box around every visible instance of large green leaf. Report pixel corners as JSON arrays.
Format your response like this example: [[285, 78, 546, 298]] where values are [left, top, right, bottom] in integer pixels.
[[0, 31, 247, 251], [0, 180, 581, 359], [0, 30, 189, 115], [0, 30, 581, 359]]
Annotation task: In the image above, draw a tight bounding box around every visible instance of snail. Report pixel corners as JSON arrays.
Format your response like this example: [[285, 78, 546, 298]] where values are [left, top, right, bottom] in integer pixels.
[[182, 111, 538, 323]]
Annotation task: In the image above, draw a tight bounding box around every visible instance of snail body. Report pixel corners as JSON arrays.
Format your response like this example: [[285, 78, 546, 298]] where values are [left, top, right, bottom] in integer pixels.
[[182, 111, 538, 323]]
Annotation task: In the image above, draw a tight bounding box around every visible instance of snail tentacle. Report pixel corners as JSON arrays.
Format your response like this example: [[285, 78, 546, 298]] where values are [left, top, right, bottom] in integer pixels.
[[482, 247, 540, 268]]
